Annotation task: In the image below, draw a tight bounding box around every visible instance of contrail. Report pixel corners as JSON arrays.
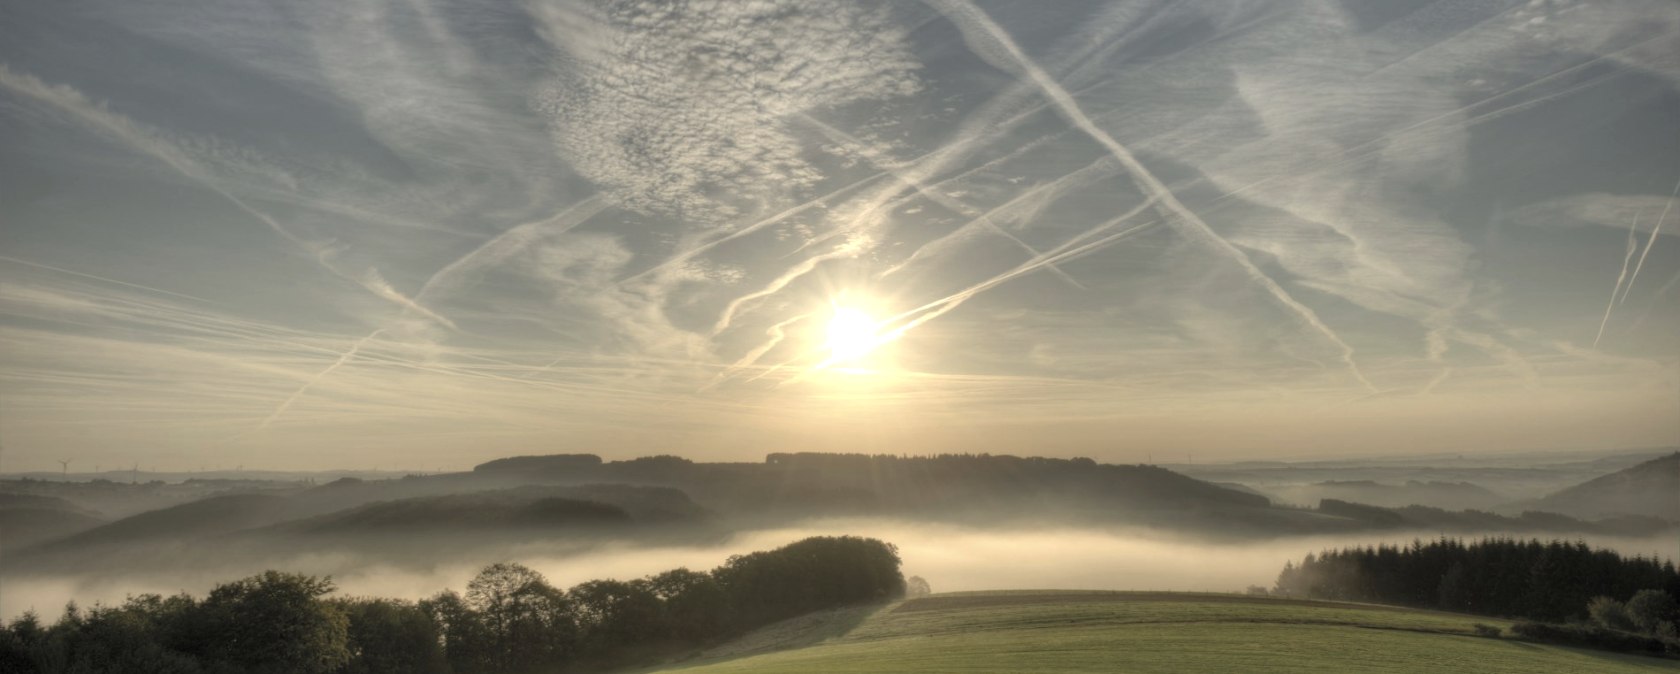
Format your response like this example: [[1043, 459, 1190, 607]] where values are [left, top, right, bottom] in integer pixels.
[[700, 49, 1130, 334], [703, 312, 813, 390], [418, 195, 608, 301], [932, 0, 1376, 392], [783, 215, 1162, 385], [0, 65, 457, 330], [362, 268, 459, 332], [618, 172, 886, 286], [884, 183, 1151, 279], [0, 255, 216, 305], [254, 330, 384, 430], [712, 245, 858, 336], [1418, 317, 1453, 395], [882, 218, 1161, 345], [1419, 367, 1453, 395], [798, 114, 1086, 289], [696, 16, 1153, 336], [1616, 175, 1680, 306], [250, 197, 607, 431], [1593, 213, 1641, 347], [1218, 32, 1674, 207]]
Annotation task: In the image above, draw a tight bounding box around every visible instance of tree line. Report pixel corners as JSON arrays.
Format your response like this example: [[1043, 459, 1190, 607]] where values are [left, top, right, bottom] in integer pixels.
[[1274, 537, 1680, 624], [0, 535, 906, 674]]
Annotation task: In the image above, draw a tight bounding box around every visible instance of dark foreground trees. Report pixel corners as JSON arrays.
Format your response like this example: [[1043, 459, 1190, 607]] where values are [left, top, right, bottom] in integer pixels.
[[0, 572, 351, 674], [0, 535, 904, 674], [1276, 538, 1680, 657], [1275, 537, 1679, 624]]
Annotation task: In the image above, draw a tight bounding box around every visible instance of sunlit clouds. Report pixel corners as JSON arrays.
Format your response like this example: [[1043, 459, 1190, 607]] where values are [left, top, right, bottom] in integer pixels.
[[0, 0, 1676, 471]]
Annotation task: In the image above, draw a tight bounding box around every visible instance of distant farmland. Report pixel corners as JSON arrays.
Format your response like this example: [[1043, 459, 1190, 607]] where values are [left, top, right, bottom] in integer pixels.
[[656, 591, 1675, 673]]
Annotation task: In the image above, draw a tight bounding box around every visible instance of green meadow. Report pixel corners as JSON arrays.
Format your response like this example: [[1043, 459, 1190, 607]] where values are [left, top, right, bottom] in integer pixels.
[[657, 591, 1678, 673]]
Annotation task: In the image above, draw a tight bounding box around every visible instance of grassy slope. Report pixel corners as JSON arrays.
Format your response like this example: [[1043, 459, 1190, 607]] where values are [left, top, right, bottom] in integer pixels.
[[658, 591, 1676, 673]]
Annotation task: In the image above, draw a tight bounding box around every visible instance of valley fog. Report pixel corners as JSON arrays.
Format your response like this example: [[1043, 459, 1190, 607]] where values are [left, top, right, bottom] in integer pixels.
[[6, 520, 1674, 621]]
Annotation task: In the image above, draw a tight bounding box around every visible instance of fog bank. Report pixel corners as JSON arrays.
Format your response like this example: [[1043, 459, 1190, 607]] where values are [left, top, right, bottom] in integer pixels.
[[5, 520, 1675, 620]]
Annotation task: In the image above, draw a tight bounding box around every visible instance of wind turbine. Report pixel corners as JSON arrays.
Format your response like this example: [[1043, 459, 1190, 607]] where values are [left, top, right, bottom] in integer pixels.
[[58, 459, 72, 479]]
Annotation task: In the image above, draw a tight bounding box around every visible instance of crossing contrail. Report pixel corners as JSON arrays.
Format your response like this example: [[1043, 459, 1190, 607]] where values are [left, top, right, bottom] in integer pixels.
[[1616, 175, 1680, 307], [931, 0, 1376, 392], [1594, 213, 1640, 347]]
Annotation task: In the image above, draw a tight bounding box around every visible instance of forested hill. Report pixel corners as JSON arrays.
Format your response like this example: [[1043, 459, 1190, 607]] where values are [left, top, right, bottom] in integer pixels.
[[472, 452, 1270, 521]]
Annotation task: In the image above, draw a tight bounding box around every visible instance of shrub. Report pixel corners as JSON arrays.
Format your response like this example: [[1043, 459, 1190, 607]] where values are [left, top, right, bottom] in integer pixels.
[[1588, 596, 1636, 632], [1627, 589, 1679, 635], [1509, 621, 1670, 656], [1471, 623, 1502, 638]]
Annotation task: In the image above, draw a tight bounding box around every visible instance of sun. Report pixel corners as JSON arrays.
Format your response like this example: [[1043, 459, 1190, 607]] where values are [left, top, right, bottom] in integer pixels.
[[825, 305, 883, 363]]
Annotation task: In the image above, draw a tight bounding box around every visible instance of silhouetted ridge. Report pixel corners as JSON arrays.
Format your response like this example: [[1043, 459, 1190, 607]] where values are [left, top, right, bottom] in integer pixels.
[[758, 452, 1269, 510], [0, 493, 98, 515], [473, 454, 603, 473], [465, 451, 1271, 523]]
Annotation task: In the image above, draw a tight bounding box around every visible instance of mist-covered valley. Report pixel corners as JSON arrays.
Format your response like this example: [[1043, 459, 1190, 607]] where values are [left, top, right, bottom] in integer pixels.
[[6, 448, 1675, 621], [8, 517, 1676, 624]]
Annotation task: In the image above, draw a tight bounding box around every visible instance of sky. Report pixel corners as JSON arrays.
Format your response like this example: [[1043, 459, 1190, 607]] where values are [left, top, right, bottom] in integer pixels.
[[0, 0, 1676, 472]]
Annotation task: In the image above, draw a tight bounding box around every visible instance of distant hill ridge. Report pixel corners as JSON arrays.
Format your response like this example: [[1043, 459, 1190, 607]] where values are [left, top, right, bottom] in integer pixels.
[[41, 493, 299, 551], [281, 491, 630, 534], [472, 451, 1271, 517], [1263, 479, 1506, 510], [6, 482, 706, 565], [1529, 452, 1680, 520], [4, 451, 1672, 578]]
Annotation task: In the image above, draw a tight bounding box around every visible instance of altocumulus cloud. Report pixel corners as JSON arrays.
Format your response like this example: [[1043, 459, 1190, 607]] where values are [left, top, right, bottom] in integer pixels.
[[531, 0, 923, 223]]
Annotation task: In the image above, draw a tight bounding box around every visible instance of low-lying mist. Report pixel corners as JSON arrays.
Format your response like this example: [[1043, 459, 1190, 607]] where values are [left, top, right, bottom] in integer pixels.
[[5, 520, 1674, 621]]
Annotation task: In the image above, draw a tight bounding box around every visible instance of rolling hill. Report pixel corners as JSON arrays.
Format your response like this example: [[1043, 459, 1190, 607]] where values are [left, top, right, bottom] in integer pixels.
[[37, 493, 299, 550], [0, 507, 104, 550], [0, 493, 106, 549], [0, 481, 717, 577], [653, 591, 1672, 673], [1528, 452, 1680, 520]]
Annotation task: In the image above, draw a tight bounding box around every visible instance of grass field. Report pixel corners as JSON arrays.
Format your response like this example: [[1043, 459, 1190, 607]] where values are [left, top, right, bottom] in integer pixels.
[[655, 591, 1679, 673]]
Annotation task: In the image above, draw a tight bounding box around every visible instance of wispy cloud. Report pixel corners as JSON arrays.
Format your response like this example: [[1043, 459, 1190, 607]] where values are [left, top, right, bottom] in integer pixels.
[[2, 0, 1675, 469]]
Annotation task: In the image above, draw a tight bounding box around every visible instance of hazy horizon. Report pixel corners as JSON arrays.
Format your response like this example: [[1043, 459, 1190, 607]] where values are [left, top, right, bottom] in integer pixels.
[[3, 0, 1677, 472], [1, 443, 1673, 477]]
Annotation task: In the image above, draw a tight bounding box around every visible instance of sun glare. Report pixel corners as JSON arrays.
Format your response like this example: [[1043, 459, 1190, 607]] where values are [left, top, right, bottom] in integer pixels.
[[825, 306, 883, 363]]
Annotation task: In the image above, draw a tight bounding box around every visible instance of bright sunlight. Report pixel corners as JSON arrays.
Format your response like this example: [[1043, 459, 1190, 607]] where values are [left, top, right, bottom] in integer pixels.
[[825, 305, 884, 364]]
